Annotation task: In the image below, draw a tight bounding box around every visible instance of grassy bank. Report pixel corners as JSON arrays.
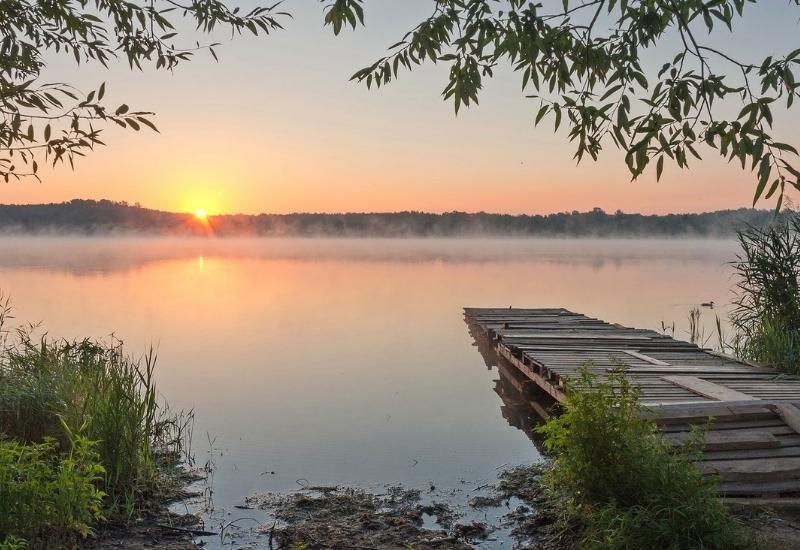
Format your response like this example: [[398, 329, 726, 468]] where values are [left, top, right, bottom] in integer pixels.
[[0, 298, 192, 548], [535, 369, 764, 550]]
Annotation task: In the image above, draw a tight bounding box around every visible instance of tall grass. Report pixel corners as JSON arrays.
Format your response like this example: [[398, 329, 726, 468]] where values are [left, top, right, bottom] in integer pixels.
[[732, 213, 800, 373], [538, 367, 758, 549], [0, 296, 192, 543]]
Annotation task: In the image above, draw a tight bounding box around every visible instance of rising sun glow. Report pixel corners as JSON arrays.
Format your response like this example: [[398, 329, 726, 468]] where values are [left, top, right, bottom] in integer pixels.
[[194, 209, 208, 220]]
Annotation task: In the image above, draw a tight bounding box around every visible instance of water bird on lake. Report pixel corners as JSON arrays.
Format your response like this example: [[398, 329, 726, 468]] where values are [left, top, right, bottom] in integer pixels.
[[700, 301, 715, 308]]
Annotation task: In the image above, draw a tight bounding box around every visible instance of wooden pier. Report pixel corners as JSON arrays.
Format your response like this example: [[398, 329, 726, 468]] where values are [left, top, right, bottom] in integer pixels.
[[466, 307, 800, 497]]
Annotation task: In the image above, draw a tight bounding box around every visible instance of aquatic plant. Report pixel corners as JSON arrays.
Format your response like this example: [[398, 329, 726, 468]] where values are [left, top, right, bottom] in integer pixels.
[[538, 367, 759, 550], [732, 213, 800, 373], [688, 307, 702, 345], [0, 297, 192, 524]]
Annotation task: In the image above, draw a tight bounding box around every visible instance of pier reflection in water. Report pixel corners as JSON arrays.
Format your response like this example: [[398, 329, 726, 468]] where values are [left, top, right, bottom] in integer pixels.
[[468, 320, 555, 447]]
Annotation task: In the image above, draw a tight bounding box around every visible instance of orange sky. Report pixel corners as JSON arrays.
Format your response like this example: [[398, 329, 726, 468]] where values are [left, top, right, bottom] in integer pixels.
[[2, 1, 799, 215]]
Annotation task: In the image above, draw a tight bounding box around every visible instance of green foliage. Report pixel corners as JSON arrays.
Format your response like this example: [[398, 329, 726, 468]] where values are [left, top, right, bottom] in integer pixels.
[[740, 319, 800, 374], [348, 1, 800, 207], [0, 299, 191, 518], [538, 367, 757, 549], [323, 0, 364, 36], [0, 0, 288, 181], [5, 1, 799, 203], [732, 212, 800, 372], [0, 435, 105, 546], [0, 537, 27, 550]]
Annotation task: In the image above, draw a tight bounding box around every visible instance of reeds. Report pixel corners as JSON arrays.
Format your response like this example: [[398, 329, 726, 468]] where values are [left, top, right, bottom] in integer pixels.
[[732, 213, 800, 373], [0, 296, 192, 535]]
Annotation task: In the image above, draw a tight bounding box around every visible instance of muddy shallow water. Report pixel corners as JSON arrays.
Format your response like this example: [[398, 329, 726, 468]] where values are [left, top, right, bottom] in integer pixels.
[[0, 237, 740, 547]]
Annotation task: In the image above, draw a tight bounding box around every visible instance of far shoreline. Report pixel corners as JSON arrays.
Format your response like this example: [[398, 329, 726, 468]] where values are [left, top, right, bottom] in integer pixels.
[[0, 200, 776, 240]]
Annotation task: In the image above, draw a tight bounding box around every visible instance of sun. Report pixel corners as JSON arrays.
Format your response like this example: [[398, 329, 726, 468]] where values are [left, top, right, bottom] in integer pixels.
[[194, 208, 207, 220]]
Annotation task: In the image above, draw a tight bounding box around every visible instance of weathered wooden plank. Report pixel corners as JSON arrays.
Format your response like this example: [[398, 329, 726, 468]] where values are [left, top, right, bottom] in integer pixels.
[[699, 457, 800, 483], [501, 333, 654, 341], [718, 480, 800, 496], [663, 376, 757, 402], [644, 401, 778, 424], [646, 418, 788, 436], [702, 441, 800, 462], [724, 496, 800, 512], [622, 367, 776, 374], [665, 430, 779, 451]]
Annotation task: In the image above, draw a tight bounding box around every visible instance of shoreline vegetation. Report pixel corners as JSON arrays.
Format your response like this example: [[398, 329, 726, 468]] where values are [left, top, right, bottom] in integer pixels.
[[536, 371, 765, 549], [0, 200, 777, 238], [0, 297, 202, 549]]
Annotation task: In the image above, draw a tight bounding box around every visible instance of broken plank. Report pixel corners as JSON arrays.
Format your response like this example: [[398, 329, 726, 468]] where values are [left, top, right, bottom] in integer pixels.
[[663, 375, 757, 402]]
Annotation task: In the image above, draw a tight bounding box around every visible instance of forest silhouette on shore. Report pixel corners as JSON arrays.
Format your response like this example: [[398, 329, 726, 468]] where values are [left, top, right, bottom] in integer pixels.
[[0, 199, 776, 238]]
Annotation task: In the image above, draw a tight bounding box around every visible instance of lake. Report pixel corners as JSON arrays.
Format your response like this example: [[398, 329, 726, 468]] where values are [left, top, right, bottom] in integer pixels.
[[0, 237, 741, 545]]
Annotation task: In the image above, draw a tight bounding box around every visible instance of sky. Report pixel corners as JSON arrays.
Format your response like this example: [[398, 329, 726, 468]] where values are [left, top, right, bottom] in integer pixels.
[[2, 1, 800, 215]]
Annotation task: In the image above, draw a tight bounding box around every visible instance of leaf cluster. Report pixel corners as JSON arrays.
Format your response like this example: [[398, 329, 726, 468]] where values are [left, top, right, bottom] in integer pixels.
[[0, 435, 105, 546], [4, 0, 799, 206], [350, 1, 800, 207], [1, 0, 290, 180]]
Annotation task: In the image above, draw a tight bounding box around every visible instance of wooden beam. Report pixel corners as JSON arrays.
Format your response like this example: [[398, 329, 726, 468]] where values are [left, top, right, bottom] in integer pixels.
[[497, 345, 567, 403], [662, 376, 758, 401]]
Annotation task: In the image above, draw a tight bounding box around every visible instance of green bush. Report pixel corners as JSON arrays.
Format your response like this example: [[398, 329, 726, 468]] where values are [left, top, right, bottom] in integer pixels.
[[0, 434, 105, 546], [538, 368, 758, 550]]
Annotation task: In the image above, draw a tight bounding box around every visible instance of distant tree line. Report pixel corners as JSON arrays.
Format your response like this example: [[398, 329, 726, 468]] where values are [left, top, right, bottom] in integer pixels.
[[0, 199, 776, 238]]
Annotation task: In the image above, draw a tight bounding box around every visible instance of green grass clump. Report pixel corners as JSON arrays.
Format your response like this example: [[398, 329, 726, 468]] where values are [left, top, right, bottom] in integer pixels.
[[538, 368, 759, 550], [0, 297, 192, 545], [0, 433, 105, 547], [736, 318, 800, 374], [732, 213, 800, 373], [0, 335, 188, 517]]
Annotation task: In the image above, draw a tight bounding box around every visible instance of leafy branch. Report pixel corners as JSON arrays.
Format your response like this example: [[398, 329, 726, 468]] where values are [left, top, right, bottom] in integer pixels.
[[346, 0, 800, 209], [0, 0, 290, 181], [4, 0, 798, 208]]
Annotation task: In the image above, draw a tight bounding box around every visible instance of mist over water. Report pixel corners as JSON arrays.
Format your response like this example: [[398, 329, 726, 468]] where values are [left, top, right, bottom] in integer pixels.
[[0, 237, 739, 544], [0, 236, 739, 273]]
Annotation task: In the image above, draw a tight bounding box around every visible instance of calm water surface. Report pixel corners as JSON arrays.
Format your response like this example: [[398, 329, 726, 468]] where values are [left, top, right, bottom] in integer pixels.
[[0, 237, 740, 544]]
